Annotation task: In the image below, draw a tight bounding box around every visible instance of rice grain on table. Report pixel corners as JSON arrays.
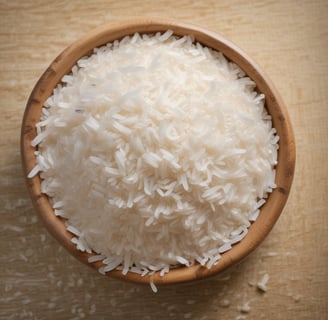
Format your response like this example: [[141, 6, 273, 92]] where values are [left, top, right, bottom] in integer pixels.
[[29, 30, 279, 281]]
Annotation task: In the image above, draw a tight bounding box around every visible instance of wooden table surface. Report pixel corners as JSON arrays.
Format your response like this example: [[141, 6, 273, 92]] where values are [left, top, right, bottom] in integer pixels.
[[1, 1, 327, 319]]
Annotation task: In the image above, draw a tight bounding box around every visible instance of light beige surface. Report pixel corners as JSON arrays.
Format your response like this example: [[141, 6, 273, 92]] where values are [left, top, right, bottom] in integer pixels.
[[0, 1, 327, 319]]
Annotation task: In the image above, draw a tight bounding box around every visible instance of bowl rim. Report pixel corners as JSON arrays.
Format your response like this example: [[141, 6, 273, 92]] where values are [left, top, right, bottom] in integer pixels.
[[21, 18, 296, 285]]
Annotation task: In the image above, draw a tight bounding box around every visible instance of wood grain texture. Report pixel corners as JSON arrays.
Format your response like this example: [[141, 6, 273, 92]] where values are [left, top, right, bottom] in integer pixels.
[[0, 0, 327, 319]]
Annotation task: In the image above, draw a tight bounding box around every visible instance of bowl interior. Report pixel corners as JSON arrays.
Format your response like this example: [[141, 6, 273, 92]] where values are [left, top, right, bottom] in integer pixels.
[[21, 19, 295, 285]]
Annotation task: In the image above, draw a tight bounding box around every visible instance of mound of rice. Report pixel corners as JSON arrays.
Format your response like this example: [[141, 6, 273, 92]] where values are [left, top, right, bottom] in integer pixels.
[[29, 30, 279, 279]]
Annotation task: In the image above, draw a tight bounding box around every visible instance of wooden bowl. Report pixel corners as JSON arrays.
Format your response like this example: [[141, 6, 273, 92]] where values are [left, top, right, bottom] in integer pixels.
[[21, 19, 295, 286]]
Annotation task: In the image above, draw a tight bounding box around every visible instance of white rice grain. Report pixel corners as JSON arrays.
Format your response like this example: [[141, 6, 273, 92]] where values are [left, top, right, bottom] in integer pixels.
[[150, 280, 158, 293], [27, 164, 41, 178], [257, 273, 270, 292], [88, 255, 106, 263]]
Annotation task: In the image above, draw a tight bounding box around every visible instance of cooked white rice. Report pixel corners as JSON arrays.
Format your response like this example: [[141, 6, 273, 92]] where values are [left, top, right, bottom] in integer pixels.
[[29, 30, 279, 280]]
